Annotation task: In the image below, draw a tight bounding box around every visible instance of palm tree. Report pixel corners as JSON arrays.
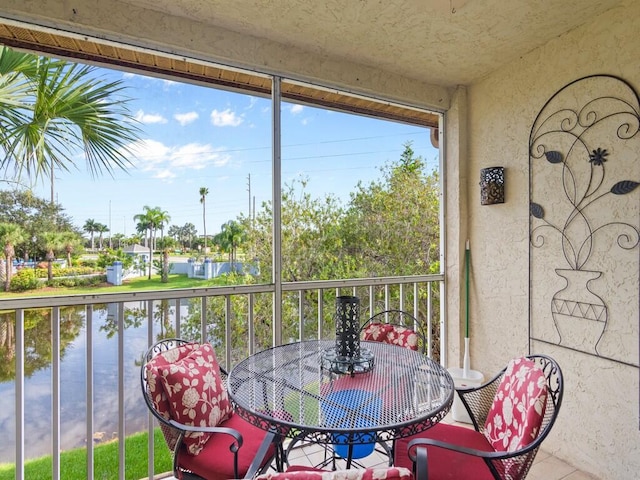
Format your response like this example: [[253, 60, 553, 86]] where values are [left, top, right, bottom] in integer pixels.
[[59, 231, 81, 267], [112, 233, 126, 249], [83, 219, 98, 251], [41, 231, 64, 282], [216, 220, 246, 270], [134, 205, 167, 279], [168, 225, 180, 245], [95, 222, 109, 250], [0, 222, 25, 291], [155, 208, 171, 248], [183, 222, 197, 251], [199, 187, 209, 253], [0, 48, 35, 150], [0, 46, 141, 205]]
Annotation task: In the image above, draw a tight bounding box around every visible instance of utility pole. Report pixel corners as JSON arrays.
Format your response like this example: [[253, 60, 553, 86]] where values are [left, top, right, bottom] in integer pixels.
[[109, 200, 113, 249], [247, 173, 252, 222]]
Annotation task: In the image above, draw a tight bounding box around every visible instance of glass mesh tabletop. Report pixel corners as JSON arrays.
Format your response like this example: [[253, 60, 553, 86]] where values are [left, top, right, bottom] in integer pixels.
[[227, 340, 454, 443]]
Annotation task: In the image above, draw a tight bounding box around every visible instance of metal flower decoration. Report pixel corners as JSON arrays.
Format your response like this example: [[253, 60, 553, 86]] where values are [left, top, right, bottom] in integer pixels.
[[530, 147, 638, 270]]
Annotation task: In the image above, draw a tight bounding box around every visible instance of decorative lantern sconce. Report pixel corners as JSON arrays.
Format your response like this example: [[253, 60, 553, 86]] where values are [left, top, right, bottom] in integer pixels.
[[480, 166, 505, 205]]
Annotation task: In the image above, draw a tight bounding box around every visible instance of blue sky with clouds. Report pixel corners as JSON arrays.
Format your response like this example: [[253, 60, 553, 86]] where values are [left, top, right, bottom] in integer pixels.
[[32, 68, 439, 238]]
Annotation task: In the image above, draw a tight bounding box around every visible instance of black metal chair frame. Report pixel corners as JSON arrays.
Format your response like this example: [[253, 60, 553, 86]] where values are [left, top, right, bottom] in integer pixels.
[[140, 338, 282, 480], [407, 354, 563, 480]]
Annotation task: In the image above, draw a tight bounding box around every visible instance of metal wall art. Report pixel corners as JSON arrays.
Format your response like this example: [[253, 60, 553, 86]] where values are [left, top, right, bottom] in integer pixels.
[[529, 75, 639, 368]]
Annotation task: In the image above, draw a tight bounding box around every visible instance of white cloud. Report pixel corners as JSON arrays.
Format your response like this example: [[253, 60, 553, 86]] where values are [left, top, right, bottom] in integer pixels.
[[210, 108, 243, 127], [153, 169, 177, 180], [246, 97, 258, 110], [126, 139, 231, 180], [170, 143, 230, 169], [127, 139, 171, 169], [174, 111, 199, 126], [134, 110, 168, 124], [290, 104, 304, 115]]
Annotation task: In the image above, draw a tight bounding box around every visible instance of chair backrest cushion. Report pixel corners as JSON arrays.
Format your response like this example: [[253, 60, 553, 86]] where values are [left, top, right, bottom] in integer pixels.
[[386, 325, 419, 351], [484, 357, 548, 452], [256, 466, 413, 480], [361, 322, 419, 351], [361, 322, 392, 342], [145, 342, 200, 421], [154, 343, 233, 455]]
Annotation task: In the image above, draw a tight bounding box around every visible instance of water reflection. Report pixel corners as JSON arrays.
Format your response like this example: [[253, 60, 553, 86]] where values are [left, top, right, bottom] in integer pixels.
[[0, 301, 186, 463]]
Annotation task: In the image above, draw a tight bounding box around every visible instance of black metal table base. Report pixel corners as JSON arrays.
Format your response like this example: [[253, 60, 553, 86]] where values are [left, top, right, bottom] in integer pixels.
[[283, 430, 393, 470]]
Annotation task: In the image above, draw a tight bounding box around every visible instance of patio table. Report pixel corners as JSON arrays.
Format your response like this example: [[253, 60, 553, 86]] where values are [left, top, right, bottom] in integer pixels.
[[227, 339, 454, 468]]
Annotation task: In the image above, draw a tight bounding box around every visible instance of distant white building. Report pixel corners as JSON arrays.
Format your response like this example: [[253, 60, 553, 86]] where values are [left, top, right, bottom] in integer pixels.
[[123, 244, 150, 261], [122, 244, 151, 278]]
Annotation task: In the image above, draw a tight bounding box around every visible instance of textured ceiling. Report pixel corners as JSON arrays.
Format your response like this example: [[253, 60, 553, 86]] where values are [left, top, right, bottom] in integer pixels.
[[0, 0, 626, 128], [117, 0, 625, 87]]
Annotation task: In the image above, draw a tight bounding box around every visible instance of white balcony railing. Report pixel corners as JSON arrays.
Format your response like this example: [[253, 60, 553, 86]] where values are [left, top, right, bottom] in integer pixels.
[[0, 274, 443, 480]]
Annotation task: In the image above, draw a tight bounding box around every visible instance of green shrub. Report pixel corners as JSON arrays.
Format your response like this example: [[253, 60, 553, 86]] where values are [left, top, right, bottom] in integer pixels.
[[58, 266, 97, 276], [10, 269, 42, 292], [46, 275, 106, 288], [77, 258, 97, 268]]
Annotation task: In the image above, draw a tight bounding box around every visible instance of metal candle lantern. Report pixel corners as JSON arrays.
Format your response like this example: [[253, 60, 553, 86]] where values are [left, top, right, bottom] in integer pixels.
[[480, 166, 505, 205], [335, 295, 361, 359]]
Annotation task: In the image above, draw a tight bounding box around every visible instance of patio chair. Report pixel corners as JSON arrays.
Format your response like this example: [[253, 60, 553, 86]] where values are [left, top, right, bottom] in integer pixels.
[[140, 338, 282, 480], [360, 309, 428, 354], [256, 465, 414, 480], [394, 354, 563, 480]]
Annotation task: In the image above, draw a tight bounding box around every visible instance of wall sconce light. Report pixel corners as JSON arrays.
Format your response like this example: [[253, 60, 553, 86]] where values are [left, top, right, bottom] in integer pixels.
[[480, 166, 505, 205]]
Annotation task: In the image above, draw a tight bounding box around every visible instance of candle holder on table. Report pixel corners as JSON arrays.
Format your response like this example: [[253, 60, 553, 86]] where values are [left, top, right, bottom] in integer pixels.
[[321, 296, 374, 376]]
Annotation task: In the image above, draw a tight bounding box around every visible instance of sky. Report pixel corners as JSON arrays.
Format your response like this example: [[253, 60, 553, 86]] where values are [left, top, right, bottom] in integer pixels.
[[29, 66, 440, 238]]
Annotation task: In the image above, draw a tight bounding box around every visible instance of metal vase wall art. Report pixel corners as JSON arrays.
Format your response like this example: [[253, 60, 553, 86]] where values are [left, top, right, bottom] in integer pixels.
[[335, 295, 361, 359], [529, 75, 640, 367]]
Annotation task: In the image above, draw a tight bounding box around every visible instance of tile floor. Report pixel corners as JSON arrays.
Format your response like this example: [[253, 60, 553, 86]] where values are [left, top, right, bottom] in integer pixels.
[[281, 414, 599, 480], [161, 414, 599, 479], [284, 442, 598, 480]]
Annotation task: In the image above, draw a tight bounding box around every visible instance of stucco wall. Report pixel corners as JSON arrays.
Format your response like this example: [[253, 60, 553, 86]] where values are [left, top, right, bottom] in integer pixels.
[[456, 3, 640, 478]]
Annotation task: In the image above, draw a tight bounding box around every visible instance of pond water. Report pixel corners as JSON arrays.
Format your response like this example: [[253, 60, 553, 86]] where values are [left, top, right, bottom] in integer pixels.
[[0, 302, 165, 463]]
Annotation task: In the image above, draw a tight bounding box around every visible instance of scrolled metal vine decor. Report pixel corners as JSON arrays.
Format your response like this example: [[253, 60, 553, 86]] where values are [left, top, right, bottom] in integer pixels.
[[529, 74, 640, 366]]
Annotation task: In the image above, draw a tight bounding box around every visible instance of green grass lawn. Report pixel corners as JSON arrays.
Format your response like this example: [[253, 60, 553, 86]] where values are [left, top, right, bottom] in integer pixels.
[[0, 429, 172, 480], [0, 273, 237, 299]]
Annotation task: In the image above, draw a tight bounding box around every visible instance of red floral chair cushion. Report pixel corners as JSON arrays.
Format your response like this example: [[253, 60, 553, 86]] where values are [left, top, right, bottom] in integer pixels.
[[386, 325, 419, 351], [156, 343, 233, 455], [361, 322, 392, 342], [145, 342, 200, 421], [256, 466, 413, 480], [362, 323, 418, 351], [484, 357, 548, 452]]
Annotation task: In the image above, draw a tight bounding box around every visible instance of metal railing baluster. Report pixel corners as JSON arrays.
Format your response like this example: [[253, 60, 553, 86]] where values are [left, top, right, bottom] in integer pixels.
[[5, 274, 443, 478]]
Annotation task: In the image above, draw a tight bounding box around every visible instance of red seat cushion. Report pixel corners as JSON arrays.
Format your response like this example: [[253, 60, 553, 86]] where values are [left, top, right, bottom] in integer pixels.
[[178, 413, 276, 480], [484, 357, 548, 452], [394, 423, 495, 480]]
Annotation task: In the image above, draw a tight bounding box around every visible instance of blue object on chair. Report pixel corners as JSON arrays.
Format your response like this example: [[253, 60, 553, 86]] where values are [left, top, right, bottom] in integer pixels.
[[322, 389, 381, 459]]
